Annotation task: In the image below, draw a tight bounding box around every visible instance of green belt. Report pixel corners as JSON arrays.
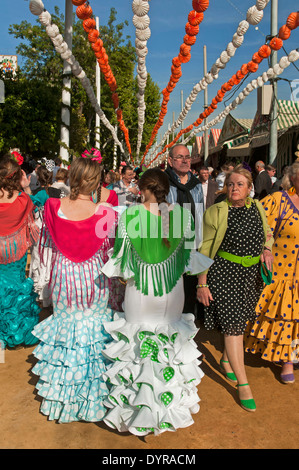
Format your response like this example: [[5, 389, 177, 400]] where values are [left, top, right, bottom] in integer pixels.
[[217, 249, 260, 267]]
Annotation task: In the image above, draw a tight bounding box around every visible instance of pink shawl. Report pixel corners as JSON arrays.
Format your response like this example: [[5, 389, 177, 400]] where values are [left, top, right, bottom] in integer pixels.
[[40, 198, 117, 308], [42, 198, 116, 263]]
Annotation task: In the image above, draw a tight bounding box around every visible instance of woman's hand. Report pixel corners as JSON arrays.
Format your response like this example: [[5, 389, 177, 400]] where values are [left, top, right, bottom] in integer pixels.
[[196, 286, 214, 307], [261, 248, 274, 271], [20, 170, 31, 193]]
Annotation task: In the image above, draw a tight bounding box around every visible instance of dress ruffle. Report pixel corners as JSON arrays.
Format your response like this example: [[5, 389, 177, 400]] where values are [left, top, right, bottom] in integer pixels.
[[102, 312, 203, 436], [0, 255, 40, 348], [31, 310, 112, 423], [245, 279, 299, 363]]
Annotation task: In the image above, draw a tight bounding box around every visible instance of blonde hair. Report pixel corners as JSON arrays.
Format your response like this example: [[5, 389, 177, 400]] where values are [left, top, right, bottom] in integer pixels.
[[69, 157, 102, 200], [281, 161, 299, 190], [225, 165, 253, 188]]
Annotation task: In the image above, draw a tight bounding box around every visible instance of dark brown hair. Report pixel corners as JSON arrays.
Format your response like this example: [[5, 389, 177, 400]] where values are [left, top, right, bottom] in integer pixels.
[[138, 168, 170, 247], [56, 168, 68, 183], [138, 167, 170, 203], [36, 165, 53, 188], [0, 155, 22, 198]]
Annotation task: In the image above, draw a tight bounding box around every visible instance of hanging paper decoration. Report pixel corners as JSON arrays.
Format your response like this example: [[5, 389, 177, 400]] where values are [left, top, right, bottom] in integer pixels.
[[73, 0, 133, 162], [140, 0, 210, 164], [147, 11, 298, 167], [132, 0, 151, 159], [29, 0, 124, 154], [146, 48, 299, 167], [146, 0, 271, 164]]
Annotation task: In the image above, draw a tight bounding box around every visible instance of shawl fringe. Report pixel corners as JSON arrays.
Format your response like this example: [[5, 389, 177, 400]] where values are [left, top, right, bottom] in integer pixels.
[[0, 212, 39, 264], [113, 212, 192, 297], [39, 222, 112, 309]]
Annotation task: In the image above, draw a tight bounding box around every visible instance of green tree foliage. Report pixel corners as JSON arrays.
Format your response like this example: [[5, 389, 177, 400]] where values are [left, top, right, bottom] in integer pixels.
[[0, 69, 61, 157], [0, 6, 161, 167]]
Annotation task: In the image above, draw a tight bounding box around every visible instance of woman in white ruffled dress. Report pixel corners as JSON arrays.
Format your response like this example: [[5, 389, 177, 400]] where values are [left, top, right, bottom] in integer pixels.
[[101, 168, 213, 436]]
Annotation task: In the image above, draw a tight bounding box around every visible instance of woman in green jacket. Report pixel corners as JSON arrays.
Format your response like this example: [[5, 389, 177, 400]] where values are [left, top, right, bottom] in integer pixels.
[[197, 165, 273, 412]]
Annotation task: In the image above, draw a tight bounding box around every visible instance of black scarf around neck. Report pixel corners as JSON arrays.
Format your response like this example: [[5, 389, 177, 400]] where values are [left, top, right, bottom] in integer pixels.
[[165, 166, 200, 218]]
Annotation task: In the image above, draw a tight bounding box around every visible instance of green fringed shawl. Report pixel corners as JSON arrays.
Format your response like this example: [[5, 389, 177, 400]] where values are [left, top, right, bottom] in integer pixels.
[[112, 204, 195, 297]]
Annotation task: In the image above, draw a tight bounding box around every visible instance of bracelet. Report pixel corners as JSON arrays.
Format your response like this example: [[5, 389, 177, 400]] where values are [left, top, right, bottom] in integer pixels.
[[196, 284, 209, 288], [263, 247, 271, 251]]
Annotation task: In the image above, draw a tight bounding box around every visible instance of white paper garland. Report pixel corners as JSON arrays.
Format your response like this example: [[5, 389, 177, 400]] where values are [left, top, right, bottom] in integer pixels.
[[147, 49, 299, 166], [29, 0, 124, 154], [145, 0, 271, 163], [132, 0, 151, 159]]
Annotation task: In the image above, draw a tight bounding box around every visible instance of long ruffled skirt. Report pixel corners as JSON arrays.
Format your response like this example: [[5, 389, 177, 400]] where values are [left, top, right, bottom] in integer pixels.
[[31, 272, 113, 423], [0, 254, 40, 348], [245, 278, 299, 363], [102, 277, 204, 436]]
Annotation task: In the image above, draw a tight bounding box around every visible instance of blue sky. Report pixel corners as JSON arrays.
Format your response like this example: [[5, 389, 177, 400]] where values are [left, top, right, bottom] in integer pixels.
[[1, 0, 298, 145]]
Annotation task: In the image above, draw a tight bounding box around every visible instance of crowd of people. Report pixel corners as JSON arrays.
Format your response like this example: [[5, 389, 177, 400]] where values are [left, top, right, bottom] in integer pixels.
[[0, 145, 298, 436]]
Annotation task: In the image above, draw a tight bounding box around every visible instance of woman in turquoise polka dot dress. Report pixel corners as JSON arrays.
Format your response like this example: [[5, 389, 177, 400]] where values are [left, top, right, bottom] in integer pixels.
[[101, 169, 213, 436], [245, 161, 299, 384], [31, 157, 117, 423]]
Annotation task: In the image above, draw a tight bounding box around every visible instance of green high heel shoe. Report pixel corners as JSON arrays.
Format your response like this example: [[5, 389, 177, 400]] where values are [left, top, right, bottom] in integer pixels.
[[237, 383, 256, 412], [220, 358, 237, 383]]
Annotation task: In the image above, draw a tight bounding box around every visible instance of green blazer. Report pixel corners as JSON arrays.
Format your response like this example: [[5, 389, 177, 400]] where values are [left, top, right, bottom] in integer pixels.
[[198, 198, 274, 273]]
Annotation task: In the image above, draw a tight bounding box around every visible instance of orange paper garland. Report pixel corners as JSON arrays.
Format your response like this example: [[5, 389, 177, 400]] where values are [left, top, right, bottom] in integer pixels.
[[72, 0, 133, 161], [141, 0, 210, 164], [146, 12, 298, 168]]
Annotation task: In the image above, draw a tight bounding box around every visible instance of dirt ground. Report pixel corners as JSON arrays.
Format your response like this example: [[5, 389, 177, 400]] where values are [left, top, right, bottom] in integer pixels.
[[0, 307, 298, 451]]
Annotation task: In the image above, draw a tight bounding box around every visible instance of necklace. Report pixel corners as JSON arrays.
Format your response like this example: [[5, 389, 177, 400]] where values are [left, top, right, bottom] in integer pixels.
[[77, 196, 91, 201]]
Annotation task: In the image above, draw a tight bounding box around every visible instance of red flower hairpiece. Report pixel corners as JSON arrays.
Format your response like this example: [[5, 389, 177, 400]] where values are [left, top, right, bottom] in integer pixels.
[[10, 150, 24, 166], [82, 148, 102, 163]]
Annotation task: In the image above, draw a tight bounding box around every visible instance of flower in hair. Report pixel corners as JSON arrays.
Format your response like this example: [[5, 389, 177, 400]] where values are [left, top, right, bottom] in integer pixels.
[[38, 157, 55, 172], [82, 148, 102, 163], [10, 150, 24, 166], [242, 162, 252, 173], [120, 161, 126, 166]]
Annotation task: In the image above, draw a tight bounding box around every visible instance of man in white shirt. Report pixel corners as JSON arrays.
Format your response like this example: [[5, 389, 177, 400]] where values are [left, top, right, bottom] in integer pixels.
[[113, 165, 139, 207]]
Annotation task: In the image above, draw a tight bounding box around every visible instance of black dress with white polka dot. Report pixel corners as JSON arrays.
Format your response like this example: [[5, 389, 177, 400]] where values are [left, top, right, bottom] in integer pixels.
[[204, 203, 265, 336]]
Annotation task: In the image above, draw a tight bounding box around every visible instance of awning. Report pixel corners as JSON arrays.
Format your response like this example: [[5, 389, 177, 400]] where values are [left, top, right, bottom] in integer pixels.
[[225, 135, 248, 149], [227, 142, 250, 157], [208, 134, 249, 154], [249, 127, 289, 148]]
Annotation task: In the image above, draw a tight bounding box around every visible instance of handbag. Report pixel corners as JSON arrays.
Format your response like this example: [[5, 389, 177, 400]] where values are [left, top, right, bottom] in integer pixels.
[[260, 262, 272, 285]]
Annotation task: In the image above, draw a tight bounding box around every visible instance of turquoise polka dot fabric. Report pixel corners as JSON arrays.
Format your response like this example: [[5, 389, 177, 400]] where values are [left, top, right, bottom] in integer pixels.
[[31, 264, 113, 423]]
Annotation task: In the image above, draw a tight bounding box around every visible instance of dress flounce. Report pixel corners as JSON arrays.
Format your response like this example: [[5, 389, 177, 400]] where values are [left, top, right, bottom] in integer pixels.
[[245, 279, 299, 362], [0, 255, 40, 348], [102, 312, 203, 436], [31, 311, 112, 423]]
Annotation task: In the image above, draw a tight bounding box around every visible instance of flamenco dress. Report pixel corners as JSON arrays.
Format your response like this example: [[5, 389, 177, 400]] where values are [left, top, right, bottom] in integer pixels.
[[101, 204, 213, 436], [204, 202, 265, 335], [245, 191, 299, 363], [0, 192, 40, 348], [28, 189, 55, 307], [31, 198, 117, 423]]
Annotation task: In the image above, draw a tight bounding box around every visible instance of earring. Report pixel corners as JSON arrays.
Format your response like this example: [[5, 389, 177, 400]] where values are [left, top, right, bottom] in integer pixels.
[[288, 186, 296, 196], [245, 196, 252, 208], [91, 190, 98, 203]]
